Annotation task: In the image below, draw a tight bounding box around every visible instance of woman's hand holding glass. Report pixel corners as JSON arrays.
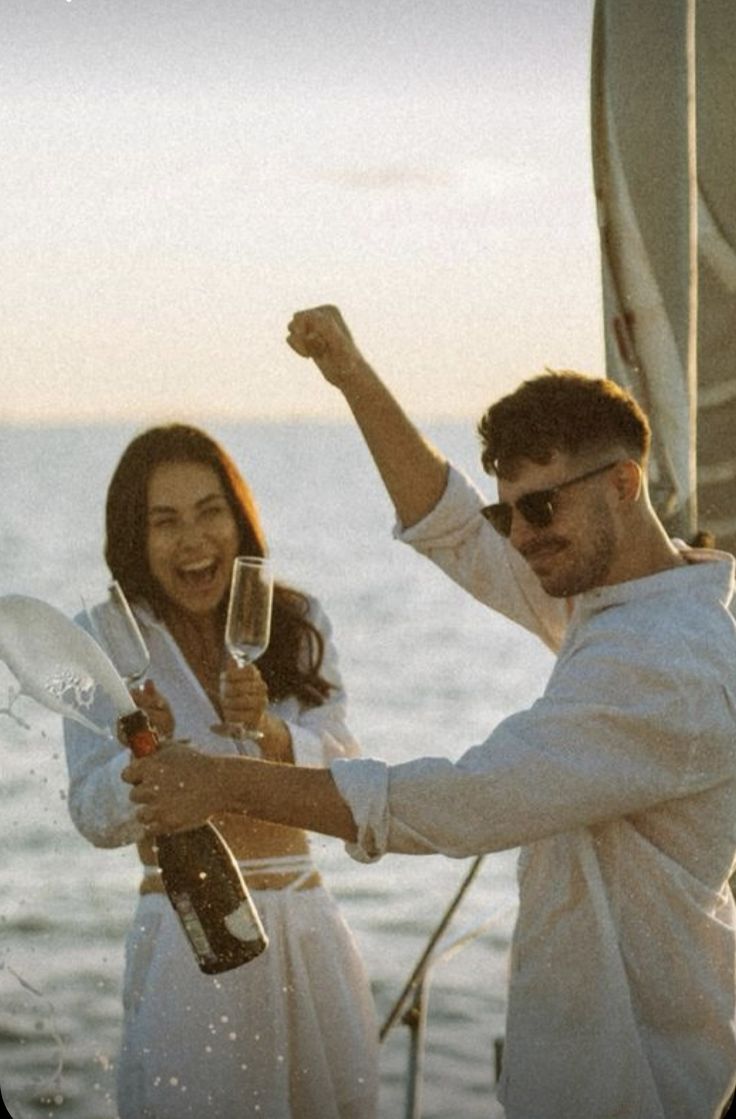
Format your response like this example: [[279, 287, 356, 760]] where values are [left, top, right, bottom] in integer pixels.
[[220, 555, 273, 743], [220, 658, 269, 750]]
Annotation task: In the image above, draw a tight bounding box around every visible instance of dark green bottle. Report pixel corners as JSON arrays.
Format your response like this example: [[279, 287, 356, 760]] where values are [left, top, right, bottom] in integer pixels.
[[119, 709, 268, 974]]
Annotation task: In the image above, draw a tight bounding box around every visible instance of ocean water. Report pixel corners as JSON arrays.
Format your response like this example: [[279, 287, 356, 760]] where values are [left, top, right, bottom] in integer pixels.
[[0, 420, 555, 1119]]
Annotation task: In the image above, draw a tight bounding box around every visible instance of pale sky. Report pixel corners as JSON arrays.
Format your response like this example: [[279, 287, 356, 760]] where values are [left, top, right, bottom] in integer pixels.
[[3, 0, 603, 424]]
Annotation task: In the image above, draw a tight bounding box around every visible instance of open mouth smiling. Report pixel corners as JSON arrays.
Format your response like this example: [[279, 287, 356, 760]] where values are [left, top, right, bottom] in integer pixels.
[[177, 557, 221, 588]]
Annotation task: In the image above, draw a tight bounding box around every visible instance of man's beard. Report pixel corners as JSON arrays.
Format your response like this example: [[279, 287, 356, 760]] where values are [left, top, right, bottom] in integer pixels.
[[523, 509, 617, 598]]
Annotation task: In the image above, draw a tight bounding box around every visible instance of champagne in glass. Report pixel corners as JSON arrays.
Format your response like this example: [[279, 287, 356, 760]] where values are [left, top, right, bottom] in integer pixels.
[[81, 580, 150, 686], [223, 556, 273, 742]]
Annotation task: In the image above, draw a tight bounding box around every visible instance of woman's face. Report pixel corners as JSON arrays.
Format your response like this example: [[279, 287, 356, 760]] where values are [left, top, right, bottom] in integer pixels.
[[146, 460, 240, 616]]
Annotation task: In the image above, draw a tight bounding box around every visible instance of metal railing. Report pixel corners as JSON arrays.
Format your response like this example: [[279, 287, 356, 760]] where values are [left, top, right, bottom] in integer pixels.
[[379, 856, 514, 1119]]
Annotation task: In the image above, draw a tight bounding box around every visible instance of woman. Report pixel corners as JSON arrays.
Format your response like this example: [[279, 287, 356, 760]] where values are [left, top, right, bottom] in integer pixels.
[[63, 424, 379, 1119]]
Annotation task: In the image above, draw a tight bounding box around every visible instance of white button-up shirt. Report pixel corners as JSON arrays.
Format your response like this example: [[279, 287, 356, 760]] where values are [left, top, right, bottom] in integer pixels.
[[65, 595, 360, 849], [332, 466, 736, 1118]]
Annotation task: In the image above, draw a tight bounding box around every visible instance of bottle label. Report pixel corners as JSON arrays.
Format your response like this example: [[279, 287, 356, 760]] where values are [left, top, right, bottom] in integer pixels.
[[169, 891, 217, 964], [224, 902, 265, 944]]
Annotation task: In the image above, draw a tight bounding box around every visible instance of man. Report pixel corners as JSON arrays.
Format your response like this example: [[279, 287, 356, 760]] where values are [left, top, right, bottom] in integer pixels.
[[125, 306, 736, 1118]]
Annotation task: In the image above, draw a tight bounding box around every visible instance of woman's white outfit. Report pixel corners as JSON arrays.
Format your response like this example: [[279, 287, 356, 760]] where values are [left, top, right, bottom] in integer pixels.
[[64, 596, 379, 1119]]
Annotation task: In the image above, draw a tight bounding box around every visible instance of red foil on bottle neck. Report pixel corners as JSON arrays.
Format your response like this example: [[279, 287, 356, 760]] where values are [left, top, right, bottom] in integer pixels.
[[118, 710, 159, 757]]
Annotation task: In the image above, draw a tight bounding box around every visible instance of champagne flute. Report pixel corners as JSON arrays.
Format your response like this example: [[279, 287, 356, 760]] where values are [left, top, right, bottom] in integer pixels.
[[222, 556, 273, 744], [81, 580, 150, 687]]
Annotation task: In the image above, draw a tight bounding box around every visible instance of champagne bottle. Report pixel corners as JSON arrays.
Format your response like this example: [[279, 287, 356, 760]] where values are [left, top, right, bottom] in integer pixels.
[[119, 709, 268, 975]]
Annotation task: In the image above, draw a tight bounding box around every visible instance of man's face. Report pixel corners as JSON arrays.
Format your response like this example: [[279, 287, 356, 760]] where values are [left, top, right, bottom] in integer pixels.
[[496, 452, 620, 597]]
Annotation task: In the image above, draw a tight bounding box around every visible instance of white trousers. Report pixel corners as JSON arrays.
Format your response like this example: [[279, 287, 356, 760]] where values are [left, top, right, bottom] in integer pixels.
[[117, 884, 379, 1119]]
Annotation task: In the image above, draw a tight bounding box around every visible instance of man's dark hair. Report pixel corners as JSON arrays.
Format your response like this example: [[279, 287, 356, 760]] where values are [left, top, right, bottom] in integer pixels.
[[477, 370, 651, 477]]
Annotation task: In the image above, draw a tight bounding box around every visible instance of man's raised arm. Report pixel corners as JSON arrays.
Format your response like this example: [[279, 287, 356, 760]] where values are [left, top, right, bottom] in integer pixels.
[[286, 305, 449, 529]]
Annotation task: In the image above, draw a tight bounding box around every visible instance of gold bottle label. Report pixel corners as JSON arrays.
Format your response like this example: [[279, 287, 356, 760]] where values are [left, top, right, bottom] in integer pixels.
[[224, 902, 265, 944]]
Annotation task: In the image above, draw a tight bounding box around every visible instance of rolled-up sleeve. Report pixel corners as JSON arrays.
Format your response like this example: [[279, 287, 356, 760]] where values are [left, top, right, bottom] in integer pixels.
[[331, 757, 391, 862], [332, 614, 736, 862], [395, 465, 568, 652]]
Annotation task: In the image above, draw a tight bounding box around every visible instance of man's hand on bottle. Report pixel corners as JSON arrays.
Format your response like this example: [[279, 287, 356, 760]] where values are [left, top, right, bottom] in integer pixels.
[[123, 743, 224, 834]]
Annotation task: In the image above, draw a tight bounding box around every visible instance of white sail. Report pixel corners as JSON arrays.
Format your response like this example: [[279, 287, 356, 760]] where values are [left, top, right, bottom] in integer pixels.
[[694, 1, 736, 553], [592, 0, 736, 554]]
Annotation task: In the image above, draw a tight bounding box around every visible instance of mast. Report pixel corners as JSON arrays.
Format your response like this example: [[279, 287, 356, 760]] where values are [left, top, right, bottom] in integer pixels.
[[591, 0, 736, 555], [694, 1, 736, 554]]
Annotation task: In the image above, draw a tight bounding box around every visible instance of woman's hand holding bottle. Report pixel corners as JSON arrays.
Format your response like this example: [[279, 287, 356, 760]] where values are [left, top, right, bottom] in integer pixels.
[[130, 678, 176, 740]]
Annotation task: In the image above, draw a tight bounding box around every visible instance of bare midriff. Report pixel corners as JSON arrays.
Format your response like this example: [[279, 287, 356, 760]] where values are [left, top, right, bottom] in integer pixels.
[[137, 815, 318, 892]]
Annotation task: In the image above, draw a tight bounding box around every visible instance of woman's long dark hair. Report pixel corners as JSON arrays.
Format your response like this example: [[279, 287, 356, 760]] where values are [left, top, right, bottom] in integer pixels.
[[105, 424, 332, 707]]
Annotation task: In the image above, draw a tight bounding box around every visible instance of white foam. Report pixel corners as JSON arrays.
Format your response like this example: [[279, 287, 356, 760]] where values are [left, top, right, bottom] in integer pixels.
[[0, 594, 136, 735]]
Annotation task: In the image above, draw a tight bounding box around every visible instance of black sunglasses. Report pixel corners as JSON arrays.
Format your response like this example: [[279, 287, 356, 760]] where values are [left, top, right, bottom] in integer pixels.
[[481, 461, 620, 538]]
